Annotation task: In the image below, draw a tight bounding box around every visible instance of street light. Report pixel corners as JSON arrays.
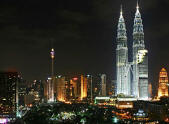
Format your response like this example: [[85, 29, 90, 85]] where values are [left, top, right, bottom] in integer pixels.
[[112, 117, 118, 123]]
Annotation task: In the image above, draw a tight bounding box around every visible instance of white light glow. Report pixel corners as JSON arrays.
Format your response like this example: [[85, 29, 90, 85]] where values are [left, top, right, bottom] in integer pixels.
[[0, 118, 7, 124], [137, 50, 148, 63]]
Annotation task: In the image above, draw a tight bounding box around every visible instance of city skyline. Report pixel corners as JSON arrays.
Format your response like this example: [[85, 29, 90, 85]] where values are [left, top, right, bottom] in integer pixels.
[[0, 0, 169, 87], [0, 1, 169, 123]]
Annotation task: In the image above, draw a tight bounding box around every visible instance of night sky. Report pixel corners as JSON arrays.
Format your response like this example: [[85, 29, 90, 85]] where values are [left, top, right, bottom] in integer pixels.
[[0, 0, 169, 91]]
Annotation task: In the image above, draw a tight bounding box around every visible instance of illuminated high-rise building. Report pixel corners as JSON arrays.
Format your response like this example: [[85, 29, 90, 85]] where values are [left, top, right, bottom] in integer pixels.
[[47, 48, 55, 102], [116, 6, 131, 96], [101, 74, 106, 96], [158, 68, 168, 98], [90, 74, 107, 98], [115, 2, 148, 100], [55, 76, 66, 101], [81, 75, 88, 100], [70, 77, 79, 98], [0, 72, 21, 117], [132, 2, 148, 100], [46, 77, 54, 102]]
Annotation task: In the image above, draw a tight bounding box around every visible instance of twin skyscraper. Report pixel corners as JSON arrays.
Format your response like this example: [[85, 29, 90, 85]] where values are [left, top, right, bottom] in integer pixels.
[[116, 2, 149, 100]]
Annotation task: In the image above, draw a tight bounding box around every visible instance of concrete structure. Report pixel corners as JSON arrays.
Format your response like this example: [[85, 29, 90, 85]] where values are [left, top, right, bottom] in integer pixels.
[[132, 4, 148, 99], [116, 2, 148, 100], [91, 74, 107, 98], [101, 74, 106, 96], [47, 77, 54, 102], [116, 6, 131, 96]]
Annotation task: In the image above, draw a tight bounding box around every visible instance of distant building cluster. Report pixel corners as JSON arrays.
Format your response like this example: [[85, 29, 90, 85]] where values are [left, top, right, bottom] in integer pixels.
[[44, 74, 109, 103], [0, 71, 111, 120]]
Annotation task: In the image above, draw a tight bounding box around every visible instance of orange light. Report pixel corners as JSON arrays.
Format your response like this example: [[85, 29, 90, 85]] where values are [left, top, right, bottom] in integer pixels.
[[158, 68, 168, 98], [73, 77, 78, 81], [165, 118, 169, 122]]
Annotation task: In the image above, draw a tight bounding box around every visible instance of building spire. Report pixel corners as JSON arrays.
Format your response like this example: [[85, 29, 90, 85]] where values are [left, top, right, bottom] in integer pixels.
[[136, 0, 140, 14], [133, 0, 145, 47], [117, 5, 127, 39], [120, 5, 123, 18], [136, 0, 139, 9], [133, 1, 143, 34]]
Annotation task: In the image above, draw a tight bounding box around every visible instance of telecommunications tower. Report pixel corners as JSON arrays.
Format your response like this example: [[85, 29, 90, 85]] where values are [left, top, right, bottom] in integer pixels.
[[48, 48, 55, 102]]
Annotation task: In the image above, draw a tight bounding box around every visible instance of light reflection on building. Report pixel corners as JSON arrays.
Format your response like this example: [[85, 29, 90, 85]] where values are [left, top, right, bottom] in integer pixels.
[[116, 101, 133, 109], [148, 83, 152, 99], [70, 77, 78, 98], [55, 76, 66, 102], [81, 75, 87, 100]]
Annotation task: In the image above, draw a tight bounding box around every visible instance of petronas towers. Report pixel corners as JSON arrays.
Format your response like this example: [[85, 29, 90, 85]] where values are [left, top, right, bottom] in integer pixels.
[[116, 3, 149, 100]]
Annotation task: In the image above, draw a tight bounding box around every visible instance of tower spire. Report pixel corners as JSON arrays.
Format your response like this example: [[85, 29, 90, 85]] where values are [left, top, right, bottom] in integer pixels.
[[120, 5, 123, 18], [117, 5, 127, 39], [136, 0, 139, 9], [133, 1, 143, 34], [136, 0, 140, 15]]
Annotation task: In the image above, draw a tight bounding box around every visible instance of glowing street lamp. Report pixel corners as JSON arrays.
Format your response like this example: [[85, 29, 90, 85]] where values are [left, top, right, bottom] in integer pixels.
[[80, 118, 86, 124], [112, 117, 118, 123]]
